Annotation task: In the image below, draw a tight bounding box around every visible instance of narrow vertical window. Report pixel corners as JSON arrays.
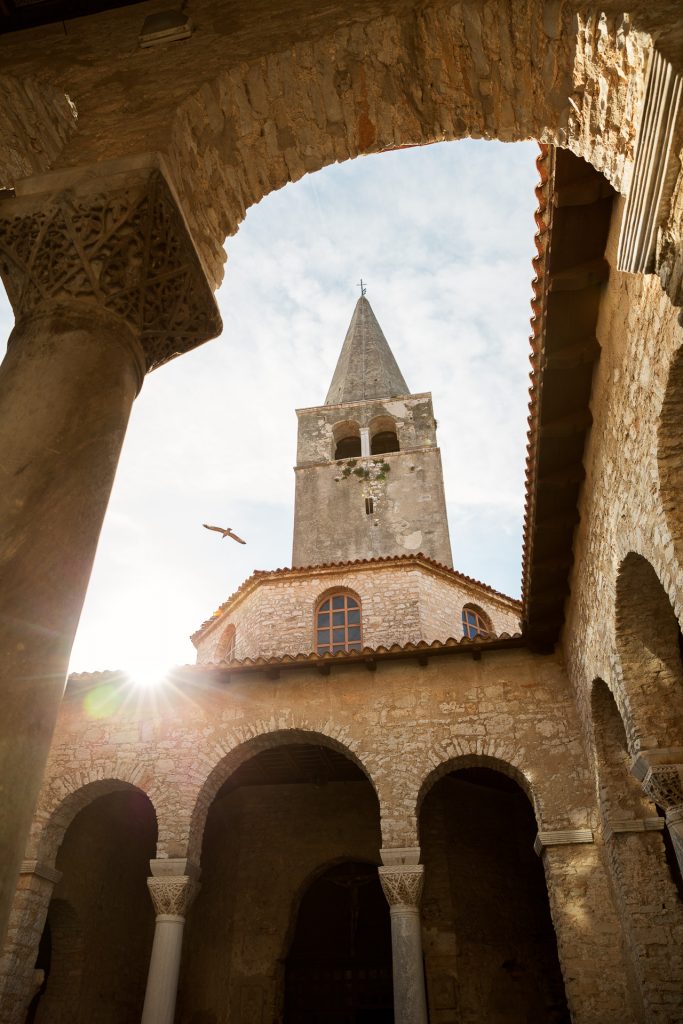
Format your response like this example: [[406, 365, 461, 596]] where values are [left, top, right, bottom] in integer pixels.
[[316, 592, 362, 654], [365, 497, 374, 515]]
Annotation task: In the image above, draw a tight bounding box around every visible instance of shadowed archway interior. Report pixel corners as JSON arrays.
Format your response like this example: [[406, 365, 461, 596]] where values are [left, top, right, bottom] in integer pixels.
[[284, 860, 393, 1023], [177, 743, 382, 1023], [419, 766, 570, 1024], [28, 789, 157, 1023]]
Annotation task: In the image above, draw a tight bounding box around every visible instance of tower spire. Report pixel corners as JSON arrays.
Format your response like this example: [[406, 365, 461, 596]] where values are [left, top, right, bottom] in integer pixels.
[[325, 293, 408, 405]]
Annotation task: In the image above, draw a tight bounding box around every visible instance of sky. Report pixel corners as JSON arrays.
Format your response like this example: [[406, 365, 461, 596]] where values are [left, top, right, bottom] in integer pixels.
[[0, 139, 540, 677]]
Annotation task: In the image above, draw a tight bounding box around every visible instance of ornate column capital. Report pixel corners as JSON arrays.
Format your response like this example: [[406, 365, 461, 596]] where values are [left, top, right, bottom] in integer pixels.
[[0, 154, 221, 373], [378, 863, 424, 909], [641, 763, 683, 812], [147, 875, 198, 918]]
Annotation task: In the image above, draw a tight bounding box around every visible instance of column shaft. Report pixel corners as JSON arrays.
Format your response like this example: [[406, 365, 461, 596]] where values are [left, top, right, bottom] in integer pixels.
[[378, 855, 428, 1024], [388, 906, 428, 1024], [0, 308, 142, 940], [140, 915, 186, 1024]]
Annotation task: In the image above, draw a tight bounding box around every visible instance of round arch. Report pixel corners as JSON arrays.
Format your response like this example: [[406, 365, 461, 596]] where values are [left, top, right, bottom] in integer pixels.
[[163, 5, 648, 288], [30, 776, 159, 868], [415, 751, 542, 830], [186, 726, 385, 864], [615, 550, 683, 753]]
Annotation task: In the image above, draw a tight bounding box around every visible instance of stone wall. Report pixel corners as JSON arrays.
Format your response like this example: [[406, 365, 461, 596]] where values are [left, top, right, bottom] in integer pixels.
[[0, 646, 642, 1021], [195, 560, 521, 663], [0, 3, 654, 290], [295, 394, 436, 465], [562, 201, 683, 1021]]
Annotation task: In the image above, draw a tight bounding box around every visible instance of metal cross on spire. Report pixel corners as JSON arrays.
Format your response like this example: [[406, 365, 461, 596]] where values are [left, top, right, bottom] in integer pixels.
[[358, 278, 367, 297]]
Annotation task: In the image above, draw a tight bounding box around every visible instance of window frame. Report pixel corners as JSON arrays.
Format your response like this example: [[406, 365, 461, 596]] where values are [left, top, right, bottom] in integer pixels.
[[461, 604, 493, 640], [314, 590, 363, 655]]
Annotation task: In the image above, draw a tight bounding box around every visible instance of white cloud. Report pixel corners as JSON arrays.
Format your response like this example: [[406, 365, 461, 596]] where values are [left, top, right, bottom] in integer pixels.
[[0, 138, 539, 671]]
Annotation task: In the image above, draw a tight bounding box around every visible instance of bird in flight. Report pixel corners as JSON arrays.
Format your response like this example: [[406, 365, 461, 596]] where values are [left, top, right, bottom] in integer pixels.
[[202, 524, 247, 544]]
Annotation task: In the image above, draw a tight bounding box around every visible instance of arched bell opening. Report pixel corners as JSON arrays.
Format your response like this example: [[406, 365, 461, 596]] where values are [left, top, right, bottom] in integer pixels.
[[28, 789, 157, 1024], [333, 420, 362, 460], [369, 416, 400, 455], [177, 741, 382, 1023], [284, 860, 393, 1023], [418, 766, 569, 1023]]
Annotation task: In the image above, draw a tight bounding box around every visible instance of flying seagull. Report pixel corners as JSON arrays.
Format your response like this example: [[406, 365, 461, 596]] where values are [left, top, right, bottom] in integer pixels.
[[202, 524, 247, 544]]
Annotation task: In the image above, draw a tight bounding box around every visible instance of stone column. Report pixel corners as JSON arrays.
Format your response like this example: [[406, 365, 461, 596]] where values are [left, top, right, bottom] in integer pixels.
[[378, 847, 428, 1024], [0, 861, 61, 1024], [637, 758, 683, 875], [141, 860, 198, 1024], [0, 156, 220, 943]]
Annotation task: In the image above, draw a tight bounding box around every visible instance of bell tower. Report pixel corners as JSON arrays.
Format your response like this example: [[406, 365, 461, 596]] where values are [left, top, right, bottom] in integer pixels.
[[292, 294, 453, 568]]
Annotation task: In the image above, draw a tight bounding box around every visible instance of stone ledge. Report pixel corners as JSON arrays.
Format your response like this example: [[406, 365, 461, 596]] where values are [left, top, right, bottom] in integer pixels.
[[604, 818, 665, 842], [533, 829, 594, 855]]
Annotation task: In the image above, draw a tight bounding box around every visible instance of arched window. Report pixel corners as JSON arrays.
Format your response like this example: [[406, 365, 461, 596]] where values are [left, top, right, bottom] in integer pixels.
[[216, 624, 237, 661], [316, 592, 362, 654], [369, 415, 399, 455], [461, 604, 492, 639], [333, 420, 361, 460]]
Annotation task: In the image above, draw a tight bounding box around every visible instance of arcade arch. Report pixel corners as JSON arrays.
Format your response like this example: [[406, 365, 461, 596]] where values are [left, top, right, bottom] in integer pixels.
[[418, 763, 570, 1023], [658, 343, 683, 569], [615, 551, 683, 752], [28, 787, 157, 1024], [177, 739, 382, 1022]]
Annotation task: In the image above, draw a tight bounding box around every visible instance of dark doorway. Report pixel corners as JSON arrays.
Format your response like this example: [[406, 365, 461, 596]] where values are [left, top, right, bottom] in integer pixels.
[[284, 860, 393, 1023], [420, 767, 570, 1024]]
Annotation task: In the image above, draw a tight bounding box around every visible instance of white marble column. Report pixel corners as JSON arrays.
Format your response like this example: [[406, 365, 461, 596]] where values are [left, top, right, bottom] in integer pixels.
[[141, 861, 199, 1024], [378, 847, 428, 1024]]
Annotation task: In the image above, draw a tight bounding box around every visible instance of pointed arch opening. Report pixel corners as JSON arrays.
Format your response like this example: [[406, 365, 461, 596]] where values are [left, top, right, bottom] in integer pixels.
[[418, 764, 569, 1023], [178, 737, 382, 1022]]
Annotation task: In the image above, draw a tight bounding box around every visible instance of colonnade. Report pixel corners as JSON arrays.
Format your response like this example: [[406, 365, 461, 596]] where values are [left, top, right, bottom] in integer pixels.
[[136, 849, 429, 1024], [2, 781, 683, 1022]]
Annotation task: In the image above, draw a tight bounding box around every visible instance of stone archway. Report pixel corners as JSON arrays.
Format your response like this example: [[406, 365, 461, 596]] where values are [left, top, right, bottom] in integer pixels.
[[418, 763, 569, 1024], [589, 678, 683, 1022], [177, 738, 383, 1022], [27, 787, 157, 1024], [615, 551, 683, 753]]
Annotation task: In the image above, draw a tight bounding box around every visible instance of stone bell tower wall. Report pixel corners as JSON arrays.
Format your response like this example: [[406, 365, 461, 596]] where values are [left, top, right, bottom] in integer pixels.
[[292, 445, 452, 568]]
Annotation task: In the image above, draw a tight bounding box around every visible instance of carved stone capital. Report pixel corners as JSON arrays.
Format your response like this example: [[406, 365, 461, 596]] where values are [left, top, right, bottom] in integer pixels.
[[378, 863, 424, 908], [0, 155, 221, 372], [641, 764, 683, 812], [147, 874, 198, 917]]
